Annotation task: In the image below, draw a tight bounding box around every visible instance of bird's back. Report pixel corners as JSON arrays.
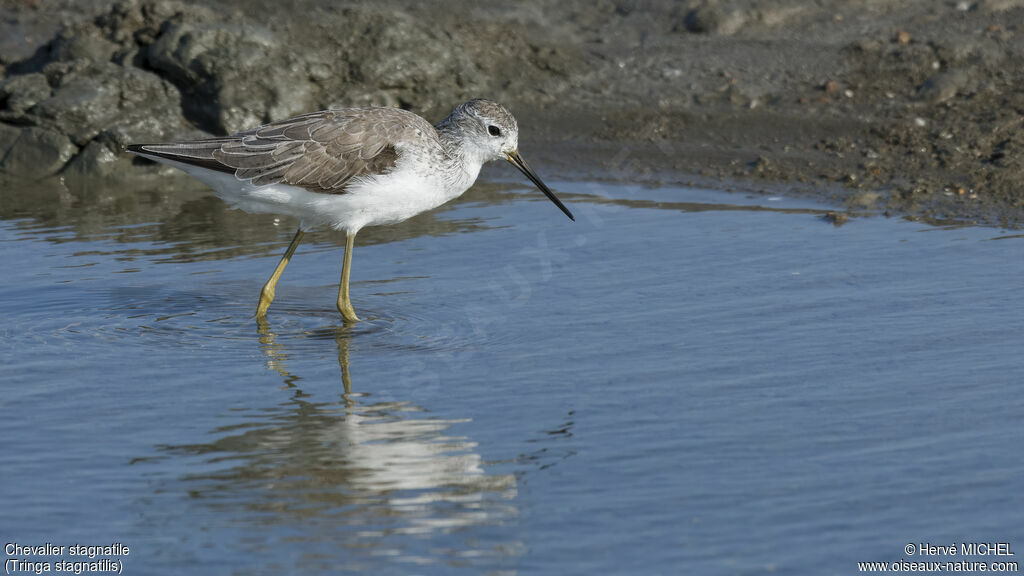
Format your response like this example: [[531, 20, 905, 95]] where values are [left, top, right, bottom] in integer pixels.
[[128, 107, 444, 195]]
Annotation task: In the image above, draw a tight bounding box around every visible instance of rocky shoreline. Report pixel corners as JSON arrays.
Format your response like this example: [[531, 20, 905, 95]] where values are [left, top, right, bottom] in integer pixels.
[[2, 0, 1023, 225]]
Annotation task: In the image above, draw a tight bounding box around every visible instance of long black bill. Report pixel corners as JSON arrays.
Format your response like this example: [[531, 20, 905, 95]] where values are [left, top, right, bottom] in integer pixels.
[[506, 150, 574, 221]]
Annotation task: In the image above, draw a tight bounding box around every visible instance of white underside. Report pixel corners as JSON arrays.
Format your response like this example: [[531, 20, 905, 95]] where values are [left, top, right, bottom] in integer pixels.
[[137, 154, 473, 234]]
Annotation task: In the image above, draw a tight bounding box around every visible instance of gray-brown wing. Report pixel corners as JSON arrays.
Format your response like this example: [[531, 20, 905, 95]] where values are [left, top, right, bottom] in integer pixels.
[[211, 108, 441, 193]]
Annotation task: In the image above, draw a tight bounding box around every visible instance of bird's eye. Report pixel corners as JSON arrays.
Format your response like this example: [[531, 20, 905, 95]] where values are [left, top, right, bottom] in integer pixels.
[[487, 125, 502, 137]]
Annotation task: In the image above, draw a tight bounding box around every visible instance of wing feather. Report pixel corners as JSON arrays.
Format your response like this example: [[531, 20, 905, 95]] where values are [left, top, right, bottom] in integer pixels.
[[131, 108, 443, 194]]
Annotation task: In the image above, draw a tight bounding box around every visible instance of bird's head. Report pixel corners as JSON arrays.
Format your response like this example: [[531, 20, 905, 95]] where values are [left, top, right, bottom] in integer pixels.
[[446, 99, 573, 221]]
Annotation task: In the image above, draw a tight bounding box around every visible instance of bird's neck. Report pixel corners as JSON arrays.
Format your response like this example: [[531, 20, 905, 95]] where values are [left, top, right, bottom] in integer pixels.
[[435, 119, 485, 188]]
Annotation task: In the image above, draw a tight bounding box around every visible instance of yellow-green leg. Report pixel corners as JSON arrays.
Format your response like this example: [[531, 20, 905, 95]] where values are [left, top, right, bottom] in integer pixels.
[[337, 231, 360, 323], [256, 228, 304, 320], [335, 328, 353, 397]]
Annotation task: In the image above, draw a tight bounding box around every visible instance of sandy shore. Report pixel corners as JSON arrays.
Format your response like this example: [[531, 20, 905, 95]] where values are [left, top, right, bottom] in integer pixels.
[[2, 0, 1023, 225]]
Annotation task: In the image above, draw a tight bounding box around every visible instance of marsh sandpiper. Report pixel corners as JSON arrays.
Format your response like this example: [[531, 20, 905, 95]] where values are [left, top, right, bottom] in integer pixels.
[[127, 99, 573, 323]]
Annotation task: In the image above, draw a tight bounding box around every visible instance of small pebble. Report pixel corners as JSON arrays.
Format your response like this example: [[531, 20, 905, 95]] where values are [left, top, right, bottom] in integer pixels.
[[824, 212, 849, 226]]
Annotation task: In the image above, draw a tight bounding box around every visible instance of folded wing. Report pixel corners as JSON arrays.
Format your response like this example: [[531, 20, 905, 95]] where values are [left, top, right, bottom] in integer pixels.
[[128, 108, 441, 194]]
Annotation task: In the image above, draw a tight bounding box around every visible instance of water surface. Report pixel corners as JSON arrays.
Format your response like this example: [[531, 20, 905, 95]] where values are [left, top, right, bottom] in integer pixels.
[[2, 174, 1022, 574]]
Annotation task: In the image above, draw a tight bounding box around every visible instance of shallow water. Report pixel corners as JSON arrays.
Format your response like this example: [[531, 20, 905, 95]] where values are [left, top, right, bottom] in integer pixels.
[[2, 173, 1023, 574]]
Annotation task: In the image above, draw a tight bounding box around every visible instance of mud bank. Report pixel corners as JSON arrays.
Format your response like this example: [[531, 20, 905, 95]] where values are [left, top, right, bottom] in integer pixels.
[[1, 0, 1023, 225]]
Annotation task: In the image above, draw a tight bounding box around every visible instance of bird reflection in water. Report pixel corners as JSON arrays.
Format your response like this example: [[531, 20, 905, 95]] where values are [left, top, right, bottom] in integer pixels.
[[158, 320, 521, 567]]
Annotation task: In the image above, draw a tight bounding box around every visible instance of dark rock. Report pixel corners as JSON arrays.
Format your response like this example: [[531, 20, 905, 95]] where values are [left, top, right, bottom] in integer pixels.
[[0, 126, 77, 179], [41, 59, 92, 88], [918, 69, 969, 105], [146, 22, 315, 134], [682, 3, 747, 35], [0, 72, 52, 116], [30, 62, 186, 148], [0, 122, 19, 158], [0, 0, 578, 177], [34, 63, 122, 145], [0, 14, 63, 68], [51, 25, 120, 63], [823, 211, 849, 226], [63, 139, 131, 179], [356, 16, 477, 94]]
